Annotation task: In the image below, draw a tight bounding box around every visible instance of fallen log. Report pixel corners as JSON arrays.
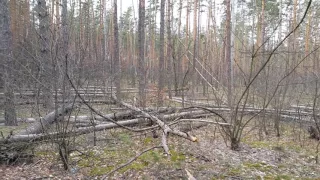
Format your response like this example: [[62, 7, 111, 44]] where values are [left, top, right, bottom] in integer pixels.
[[5, 105, 311, 128], [0, 118, 36, 124], [1, 119, 147, 143], [69, 107, 177, 122], [17, 104, 76, 135], [0, 105, 178, 128], [1, 116, 230, 144]]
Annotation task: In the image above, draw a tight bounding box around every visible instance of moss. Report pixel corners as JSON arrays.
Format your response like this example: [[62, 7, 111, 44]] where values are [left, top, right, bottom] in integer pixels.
[[228, 166, 242, 176], [194, 165, 207, 172], [264, 175, 275, 180], [274, 175, 292, 180], [89, 166, 114, 176], [264, 174, 297, 180], [85, 150, 95, 157], [78, 150, 104, 168], [283, 142, 303, 153], [103, 148, 118, 158], [0, 123, 29, 137], [119, 162, 146, 173], [143, 137, 153, 145], [35, 151, 56, 157], [87, 148, 163, 175], [277, 164, 287, 169], [170, 150, 186, 162], [248, 140, 271, 149], [211, 175, 227, 180], [35, 150, 56, 162], [243, 162, 274, 173], [140, 150, 162, 163], [78, 159, 92, 167], [117, 133, 132, 144]]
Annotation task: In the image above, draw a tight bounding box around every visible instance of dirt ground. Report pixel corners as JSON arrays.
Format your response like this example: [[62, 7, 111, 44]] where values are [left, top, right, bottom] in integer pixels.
[[0, 122, 320, 180]]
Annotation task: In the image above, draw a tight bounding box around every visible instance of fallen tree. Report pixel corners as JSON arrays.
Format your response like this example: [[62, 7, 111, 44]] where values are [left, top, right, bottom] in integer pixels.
[[2, 87, 316, 165], [0, 105, 230, 164], [0, 114, 228, 144], [2, 93, 312, 165], [17, 103, 76, 135]]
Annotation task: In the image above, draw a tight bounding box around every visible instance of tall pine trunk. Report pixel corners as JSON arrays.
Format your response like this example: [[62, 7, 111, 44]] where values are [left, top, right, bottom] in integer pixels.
[[166, 0, 172, 99], [157, 0, 165, 107], [38, 0, 53, 109], [138, 0, 146, 107], [114, 0, 121, 99], [225, 0, 232, 107], [1, 0, 17, 126]]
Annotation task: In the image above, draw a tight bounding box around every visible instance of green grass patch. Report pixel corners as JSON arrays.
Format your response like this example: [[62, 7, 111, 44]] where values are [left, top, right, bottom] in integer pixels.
[[89, 166, 114, 176], [264, 174, 293, 180], [119, 162, 146, 173], [143, 137, 154, 145], [170, 150, 186, 162], [243, 162, 274, 173], [228, 166, 242, 176], [247, 140, 272, 149], [140, 150, 162, 163]]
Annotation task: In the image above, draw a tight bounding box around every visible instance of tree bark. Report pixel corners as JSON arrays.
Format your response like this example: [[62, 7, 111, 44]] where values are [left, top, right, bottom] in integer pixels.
[[113, 0, 121, 99], [138, 0, 146, 107], [225, 0, 232, 107], [158, 0, 165, 107], [166, 0, 173, 99], [0, 0, 17, 126], [38, 0, 53, 109], [192, 0, 198, 96]]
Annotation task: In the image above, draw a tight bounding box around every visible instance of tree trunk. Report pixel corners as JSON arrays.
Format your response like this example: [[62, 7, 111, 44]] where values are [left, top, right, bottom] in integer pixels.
[[225, 0, 232, 107], [158, 0, 165, 107], [166, 0, 172, 99], [60, 0, 69, 105], [174, 0, 183, 96], [0, 0, 17, 126], [138, 0, 146, 107], [114, 0, 121, 99], [192, 0, 198, 96], [38, 0, 53, 109], [230, 137, 240, 151]]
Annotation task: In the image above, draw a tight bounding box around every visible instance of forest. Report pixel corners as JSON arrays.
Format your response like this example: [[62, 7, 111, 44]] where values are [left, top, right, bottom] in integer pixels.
[[0, 0, 320, 179]]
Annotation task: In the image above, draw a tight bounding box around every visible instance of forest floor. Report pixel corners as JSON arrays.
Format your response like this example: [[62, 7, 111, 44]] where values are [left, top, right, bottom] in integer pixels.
[[0, 120, 320, 180]]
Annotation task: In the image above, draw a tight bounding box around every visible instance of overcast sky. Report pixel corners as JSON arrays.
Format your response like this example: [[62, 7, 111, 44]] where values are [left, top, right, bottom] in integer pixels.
[[114, 0, 225, 30]]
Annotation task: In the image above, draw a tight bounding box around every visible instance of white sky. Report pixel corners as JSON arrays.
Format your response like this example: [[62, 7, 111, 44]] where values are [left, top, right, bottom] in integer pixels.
[[114, 0, 225, 30]]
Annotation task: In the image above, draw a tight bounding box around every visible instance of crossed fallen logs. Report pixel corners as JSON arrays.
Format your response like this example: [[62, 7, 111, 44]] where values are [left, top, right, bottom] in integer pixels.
[[1, 100, 318, 144], [3, 86, 320, 165], [2, 93, 320, 166], [0, 94, 232, 164]]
